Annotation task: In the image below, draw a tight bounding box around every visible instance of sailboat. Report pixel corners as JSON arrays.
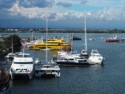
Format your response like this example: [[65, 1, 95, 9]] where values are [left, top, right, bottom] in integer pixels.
[[80, 16, 89, 59], [53, 17, 90, 66], [34, 17, 61, 77]]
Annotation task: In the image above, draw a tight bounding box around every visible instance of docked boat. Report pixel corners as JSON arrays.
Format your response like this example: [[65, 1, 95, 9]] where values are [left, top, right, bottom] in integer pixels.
[[104, 36, 124, 43], [34, 61, 61, 77], [55, 17, 90, 66], [22, 38, 43, 48], [58, 50, 78, 57], [31, 38, 71, 50], [80, 16, 89, 59], [34, 17, 61, 78], [87, 49, 104, 64], [53, 54, 89, 66], [9, 51, 34, 79], [0, 65, 9, 94]]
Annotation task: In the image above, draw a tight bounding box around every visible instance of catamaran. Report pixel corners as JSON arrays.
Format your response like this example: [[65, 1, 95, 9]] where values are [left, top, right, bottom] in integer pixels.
[[34, 16, 61, 77]]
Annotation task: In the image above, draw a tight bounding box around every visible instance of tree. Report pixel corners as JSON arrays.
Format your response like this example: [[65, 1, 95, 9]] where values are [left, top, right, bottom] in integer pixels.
[[5, 34, 22, 52]]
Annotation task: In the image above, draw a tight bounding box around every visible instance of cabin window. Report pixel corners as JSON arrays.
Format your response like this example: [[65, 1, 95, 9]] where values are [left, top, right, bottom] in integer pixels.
[[14, 62, 33, 64]]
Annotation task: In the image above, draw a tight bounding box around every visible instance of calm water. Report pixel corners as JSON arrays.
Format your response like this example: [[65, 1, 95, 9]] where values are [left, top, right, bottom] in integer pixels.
[[1, 33, 125, 94]]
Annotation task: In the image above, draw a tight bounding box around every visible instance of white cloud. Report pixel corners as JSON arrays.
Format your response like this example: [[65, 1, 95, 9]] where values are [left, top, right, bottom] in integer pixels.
[[7, 0, 125, 22], [96, 8, 125, 21]]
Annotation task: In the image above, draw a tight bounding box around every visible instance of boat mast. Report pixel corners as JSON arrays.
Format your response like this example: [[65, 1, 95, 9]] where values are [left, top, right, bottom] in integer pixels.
[[12, 37, 14, 53], [84, 16, 87, 52], [31, 31, 34, 41], [45, 16, 48, 62], [71, 33, 74, 51]]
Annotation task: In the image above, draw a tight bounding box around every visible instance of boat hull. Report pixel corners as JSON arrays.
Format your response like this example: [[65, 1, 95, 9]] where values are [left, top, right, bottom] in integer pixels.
[[104, 39, 125, 43], [56, 62, 90, 66], [104, 39, 119, 42], [32, 44, 71, 50]]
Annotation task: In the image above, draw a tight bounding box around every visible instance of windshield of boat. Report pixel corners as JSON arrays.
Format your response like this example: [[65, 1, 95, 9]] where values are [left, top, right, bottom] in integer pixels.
[[16, 55, 31, 57], [14, 62, 33, 64]]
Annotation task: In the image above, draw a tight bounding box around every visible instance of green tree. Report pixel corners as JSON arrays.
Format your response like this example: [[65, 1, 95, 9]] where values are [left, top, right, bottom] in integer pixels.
[[5, 34, 22, 52]]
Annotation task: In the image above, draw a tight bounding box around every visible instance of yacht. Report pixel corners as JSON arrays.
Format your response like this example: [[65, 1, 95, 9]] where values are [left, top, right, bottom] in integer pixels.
[[34, 17, 61, 78], [53, 54, 89, 66], [34, 61, 61, 77], [87, 49, 104, 64], [9, 52, 34, 80], [55, 17, 90, 66]]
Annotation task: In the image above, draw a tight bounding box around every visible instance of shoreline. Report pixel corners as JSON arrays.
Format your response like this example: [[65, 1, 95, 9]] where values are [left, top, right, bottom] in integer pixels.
[[1, 29, 125, 33]]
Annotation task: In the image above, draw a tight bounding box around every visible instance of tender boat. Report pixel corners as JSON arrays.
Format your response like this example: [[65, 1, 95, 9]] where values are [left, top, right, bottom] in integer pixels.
[[87, 49, 104, 64], [9, 52, 34, 79]]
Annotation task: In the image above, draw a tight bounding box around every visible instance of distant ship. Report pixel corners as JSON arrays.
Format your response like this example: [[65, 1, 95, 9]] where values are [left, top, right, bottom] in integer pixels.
[[70, 36, 81, 40], [104, 36, 125, 43]]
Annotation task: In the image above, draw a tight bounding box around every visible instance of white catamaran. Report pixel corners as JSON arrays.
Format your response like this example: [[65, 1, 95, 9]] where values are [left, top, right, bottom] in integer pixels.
[[34, 17, 61, 77]]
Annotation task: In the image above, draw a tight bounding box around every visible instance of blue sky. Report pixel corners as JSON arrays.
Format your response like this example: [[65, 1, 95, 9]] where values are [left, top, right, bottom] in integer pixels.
[[0, 0, 125, 29]]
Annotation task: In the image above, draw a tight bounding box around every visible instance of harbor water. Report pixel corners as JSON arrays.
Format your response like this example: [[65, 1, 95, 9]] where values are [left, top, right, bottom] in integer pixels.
[[1, 33, 125, 94]]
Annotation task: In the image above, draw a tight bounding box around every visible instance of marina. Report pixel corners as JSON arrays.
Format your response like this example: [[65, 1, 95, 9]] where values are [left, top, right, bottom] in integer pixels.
[[1, 33, 125, 94], [1, 0, 125, 93]]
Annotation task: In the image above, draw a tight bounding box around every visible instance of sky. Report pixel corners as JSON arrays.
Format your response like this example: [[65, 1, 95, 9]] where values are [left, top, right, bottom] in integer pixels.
[[0, 0, 125, 29]]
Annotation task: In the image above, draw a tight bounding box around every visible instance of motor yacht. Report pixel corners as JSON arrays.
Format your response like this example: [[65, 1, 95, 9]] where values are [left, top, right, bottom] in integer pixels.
[[9, 52, 34, 80], [53, 54, 89, 66], [87, 49, 104, 64]]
